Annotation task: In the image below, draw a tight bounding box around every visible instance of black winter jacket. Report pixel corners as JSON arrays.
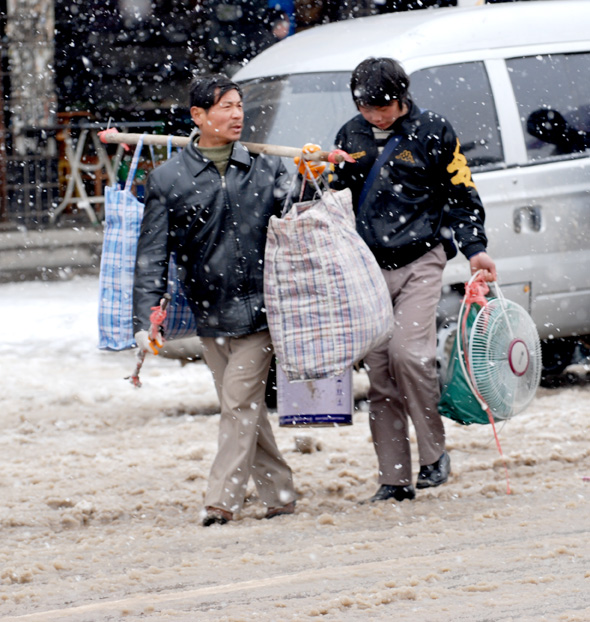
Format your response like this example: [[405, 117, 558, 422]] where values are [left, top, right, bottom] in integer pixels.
[[332, 100, 488, 270], [133, 139, 292, 338]]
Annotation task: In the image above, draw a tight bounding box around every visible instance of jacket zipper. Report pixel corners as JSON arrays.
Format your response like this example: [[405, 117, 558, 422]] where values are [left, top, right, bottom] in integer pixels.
[[221, 173, 256, 328]]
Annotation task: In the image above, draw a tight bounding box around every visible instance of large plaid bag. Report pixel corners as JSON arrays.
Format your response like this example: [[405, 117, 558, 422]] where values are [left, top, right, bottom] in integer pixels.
[[98, 137, 197, 350], [264, 187, 394, 381]]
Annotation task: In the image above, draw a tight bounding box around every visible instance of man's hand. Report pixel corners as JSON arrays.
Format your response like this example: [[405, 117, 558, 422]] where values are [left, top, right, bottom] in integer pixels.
[[469, 251, 497, 282], [294, 143, 326, 180], [134, 330, 162, 355]]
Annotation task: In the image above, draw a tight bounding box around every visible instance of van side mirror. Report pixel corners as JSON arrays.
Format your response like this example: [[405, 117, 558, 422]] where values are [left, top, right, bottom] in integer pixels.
[[527, 108, 589, 153]]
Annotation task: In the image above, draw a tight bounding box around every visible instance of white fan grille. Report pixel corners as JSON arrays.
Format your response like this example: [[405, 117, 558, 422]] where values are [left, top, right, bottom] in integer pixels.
[[468, 298, 542, 420]]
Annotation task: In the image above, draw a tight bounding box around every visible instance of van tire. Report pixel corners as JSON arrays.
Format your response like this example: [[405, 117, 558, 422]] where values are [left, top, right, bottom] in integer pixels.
[[540, 337, 577, 386], [436, 321, 458, 390]]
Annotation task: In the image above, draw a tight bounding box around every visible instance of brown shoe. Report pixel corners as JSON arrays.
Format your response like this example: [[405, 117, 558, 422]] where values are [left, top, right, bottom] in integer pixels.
[[265, 500, 296, 520], [203, 506, 233, 527]]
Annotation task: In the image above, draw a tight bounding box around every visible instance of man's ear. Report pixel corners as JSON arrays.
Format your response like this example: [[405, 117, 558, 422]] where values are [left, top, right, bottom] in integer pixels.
[[190, 106, 205, 127]]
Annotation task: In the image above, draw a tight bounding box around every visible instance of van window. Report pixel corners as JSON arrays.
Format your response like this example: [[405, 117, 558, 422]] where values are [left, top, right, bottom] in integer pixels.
[[240, 73, 356, 153], [409, 62, 503, 168], [507, 53, 590, 161]]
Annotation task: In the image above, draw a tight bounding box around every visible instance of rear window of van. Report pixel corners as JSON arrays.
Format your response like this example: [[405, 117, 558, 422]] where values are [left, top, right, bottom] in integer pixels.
[[507, 52, 590, 162]]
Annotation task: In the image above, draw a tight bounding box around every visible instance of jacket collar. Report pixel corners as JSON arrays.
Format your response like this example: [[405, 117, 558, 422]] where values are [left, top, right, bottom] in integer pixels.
[[351, 97, 420, 136], [183, 138, 252, 177]]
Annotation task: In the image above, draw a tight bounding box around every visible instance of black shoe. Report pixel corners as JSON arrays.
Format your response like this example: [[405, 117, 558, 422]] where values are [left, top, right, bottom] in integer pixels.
[[416, 451, 451, 489], [368, 484, 416, 503], [265, 500, 296, 519], [202, 507, 232, 527]]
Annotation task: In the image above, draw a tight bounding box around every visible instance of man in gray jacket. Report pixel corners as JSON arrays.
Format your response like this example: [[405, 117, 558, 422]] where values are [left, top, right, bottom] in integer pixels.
[[133, 74, 298, 526]]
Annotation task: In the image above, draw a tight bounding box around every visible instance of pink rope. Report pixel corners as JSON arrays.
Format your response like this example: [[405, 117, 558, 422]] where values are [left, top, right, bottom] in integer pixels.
[[462, 272, 511, 495], [149, 305, 167, 333]]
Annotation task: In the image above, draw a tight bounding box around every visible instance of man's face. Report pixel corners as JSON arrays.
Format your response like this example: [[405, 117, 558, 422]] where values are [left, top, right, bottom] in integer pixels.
[[358, 100, 404, 131], [191, 89, 244, 147]]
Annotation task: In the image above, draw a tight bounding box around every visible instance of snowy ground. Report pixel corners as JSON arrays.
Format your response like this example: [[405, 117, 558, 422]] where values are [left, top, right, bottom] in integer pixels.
[[1, 275, 589, 621]]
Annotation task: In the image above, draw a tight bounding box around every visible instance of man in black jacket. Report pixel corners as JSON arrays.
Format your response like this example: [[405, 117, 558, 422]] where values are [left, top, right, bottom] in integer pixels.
[[133, 74, 299, 526], [332, 57, 496, 503]]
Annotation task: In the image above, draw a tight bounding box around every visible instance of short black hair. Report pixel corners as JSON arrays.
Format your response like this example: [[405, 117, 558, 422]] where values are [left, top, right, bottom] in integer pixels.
[[350, 57, 410, 108], [189, 74, 243, 110]]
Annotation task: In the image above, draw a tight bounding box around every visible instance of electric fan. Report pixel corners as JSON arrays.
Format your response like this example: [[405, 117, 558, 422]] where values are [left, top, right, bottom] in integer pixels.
[[459, 274, 542, 421]]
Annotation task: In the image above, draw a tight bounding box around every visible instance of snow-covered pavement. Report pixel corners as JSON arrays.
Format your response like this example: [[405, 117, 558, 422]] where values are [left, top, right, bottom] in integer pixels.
[[1, 276, 589, 621]]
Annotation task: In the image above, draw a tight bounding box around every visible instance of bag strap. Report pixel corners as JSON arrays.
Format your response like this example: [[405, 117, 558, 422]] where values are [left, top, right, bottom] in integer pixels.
[[281, 173, 300, 217], [124, 133, 146, 192], [281, 160, 330, 218], [358, 133, 402, 209]]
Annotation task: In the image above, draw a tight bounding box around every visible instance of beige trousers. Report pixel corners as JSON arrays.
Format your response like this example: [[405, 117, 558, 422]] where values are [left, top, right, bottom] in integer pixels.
[[201, 330, 296, 514], [365, 244, 447, 486]]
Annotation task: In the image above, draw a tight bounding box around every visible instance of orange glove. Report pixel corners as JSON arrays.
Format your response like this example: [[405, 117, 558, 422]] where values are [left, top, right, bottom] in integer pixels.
[[294, 143, 326, 180]]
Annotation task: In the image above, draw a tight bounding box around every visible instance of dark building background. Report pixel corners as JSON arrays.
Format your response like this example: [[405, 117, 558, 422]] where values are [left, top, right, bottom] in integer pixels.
[[2, 0, 463, 228], [52, 0, 458, 122]]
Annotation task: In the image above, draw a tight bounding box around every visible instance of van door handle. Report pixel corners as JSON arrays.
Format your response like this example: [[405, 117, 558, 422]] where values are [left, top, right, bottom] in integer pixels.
[[513, 206, 542, 233]]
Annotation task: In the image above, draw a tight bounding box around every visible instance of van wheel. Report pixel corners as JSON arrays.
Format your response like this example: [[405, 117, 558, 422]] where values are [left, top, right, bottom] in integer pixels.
[[540, 337, 577, 386], [436, 322, 458, 389]]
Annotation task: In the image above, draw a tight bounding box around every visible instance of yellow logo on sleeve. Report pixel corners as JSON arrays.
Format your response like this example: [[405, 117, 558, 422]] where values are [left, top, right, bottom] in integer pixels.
[[447, 139, 476, 189], [395, 150, 415, 164]]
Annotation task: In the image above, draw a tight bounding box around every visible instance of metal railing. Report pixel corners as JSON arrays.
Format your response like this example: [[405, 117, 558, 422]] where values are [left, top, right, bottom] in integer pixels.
[[0, 128, 60, 230]]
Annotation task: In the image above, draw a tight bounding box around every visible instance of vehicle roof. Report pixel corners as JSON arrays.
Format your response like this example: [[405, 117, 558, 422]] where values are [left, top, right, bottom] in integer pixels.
[[234, 0, 590, 80]]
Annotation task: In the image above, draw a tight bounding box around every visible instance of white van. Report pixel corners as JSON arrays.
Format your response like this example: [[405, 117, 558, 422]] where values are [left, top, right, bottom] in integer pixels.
[[234, 0, 590, 379]]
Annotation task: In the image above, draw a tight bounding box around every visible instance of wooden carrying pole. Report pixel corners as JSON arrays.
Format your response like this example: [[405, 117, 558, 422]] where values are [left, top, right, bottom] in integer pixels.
[[99, 131, 350, 163]]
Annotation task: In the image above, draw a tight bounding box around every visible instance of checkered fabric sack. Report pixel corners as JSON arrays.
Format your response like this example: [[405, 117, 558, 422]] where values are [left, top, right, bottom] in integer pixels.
[[98, 136, 196, 350], [264, 186, 394, 381]]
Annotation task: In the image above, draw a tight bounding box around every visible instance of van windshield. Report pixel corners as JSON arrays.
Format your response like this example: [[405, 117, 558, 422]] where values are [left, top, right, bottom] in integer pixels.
[[239, 73, 356, 161], [239, 68, 503, 170]]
